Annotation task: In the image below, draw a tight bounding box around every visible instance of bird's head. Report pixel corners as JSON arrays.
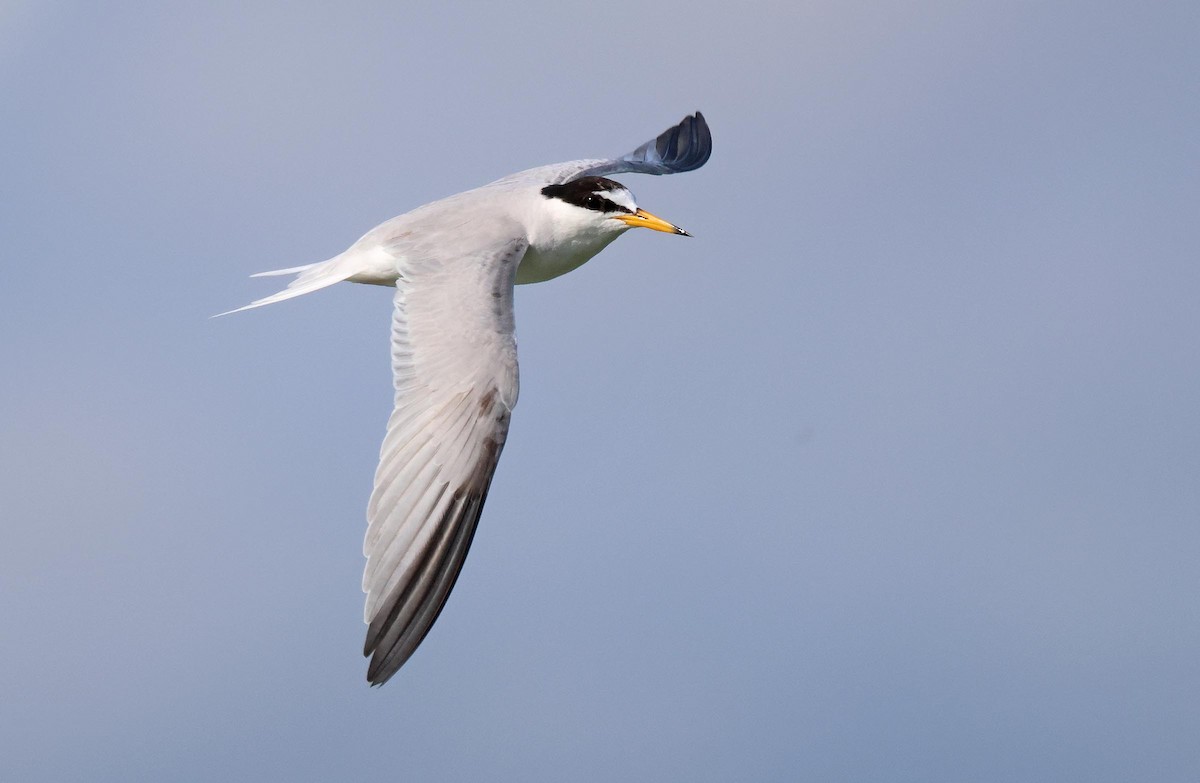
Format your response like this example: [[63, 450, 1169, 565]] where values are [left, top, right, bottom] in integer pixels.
[[540, 176, 691, 239]]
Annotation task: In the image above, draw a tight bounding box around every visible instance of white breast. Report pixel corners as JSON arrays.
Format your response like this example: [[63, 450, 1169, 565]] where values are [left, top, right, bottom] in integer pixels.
[[515, 233, 619, 284]]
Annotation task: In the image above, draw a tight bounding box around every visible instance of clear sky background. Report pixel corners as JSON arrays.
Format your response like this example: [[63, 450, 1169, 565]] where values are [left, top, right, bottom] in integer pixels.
[[2, 2, 1198, 781]]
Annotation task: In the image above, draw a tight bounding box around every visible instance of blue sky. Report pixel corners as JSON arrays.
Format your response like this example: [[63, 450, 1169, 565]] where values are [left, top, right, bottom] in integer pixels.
[[2, 2, 1198, 781]]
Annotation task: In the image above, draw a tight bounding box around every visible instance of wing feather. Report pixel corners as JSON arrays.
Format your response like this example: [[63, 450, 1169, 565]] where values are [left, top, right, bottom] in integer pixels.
[[572, 111, 712, 180], [486, 112, 712, 188], [362, 228, 527, 685]]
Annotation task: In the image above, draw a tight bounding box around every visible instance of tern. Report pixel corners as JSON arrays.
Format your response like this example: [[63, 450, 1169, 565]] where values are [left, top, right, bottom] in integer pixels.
[[223, 112, 712, 685]]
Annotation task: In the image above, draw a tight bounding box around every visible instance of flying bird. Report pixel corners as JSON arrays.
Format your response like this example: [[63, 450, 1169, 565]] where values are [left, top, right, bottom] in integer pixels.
[[222, 112, 712, 685]]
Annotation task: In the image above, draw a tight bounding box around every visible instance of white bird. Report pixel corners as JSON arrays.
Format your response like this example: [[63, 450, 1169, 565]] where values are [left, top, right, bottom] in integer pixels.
[[222, 113, 711, 685]]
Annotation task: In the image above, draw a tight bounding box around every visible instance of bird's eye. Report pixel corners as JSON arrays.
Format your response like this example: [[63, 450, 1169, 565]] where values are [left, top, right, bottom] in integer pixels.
[[585, 195, 602, 210]]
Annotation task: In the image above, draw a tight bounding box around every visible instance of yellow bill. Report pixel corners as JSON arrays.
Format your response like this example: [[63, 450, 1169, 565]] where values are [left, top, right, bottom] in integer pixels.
[[615, 208, 692, 236]]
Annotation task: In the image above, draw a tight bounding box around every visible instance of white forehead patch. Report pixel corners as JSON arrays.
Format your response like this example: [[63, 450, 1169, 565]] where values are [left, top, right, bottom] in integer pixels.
[[598, 187, 638, 213]]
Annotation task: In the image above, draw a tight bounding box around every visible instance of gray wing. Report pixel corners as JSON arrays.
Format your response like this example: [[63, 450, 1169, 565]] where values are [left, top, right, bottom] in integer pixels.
[[488, 112, 712, 188], [362, 222, 526, 685]]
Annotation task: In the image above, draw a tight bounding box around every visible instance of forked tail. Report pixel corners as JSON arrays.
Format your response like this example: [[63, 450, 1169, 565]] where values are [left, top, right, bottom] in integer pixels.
[[214, 254, 357, 317]]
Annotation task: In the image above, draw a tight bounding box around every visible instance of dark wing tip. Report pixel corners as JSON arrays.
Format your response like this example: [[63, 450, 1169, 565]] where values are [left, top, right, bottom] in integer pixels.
[[363, 486, 487, 686], [567, 111, 712, 182], [361, 430, 506, 687], [614, 111, 712, 176], [651, 111, 712, 174]]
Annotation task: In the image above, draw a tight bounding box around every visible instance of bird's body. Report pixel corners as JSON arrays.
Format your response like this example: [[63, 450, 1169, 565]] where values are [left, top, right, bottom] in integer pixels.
[[223, 113, 711, 684], [341, 182, 621, 287]]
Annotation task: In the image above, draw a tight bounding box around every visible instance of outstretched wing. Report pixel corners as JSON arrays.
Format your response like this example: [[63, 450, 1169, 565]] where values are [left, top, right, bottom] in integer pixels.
[[488, 112, 712, 188], [362, 221, 527, 685]]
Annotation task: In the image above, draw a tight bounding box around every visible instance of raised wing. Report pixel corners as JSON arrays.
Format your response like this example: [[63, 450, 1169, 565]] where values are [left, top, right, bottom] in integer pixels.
[[570, 111, 712, 181], [487, 112, 712, 188], [362, 223, 527, 685]]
